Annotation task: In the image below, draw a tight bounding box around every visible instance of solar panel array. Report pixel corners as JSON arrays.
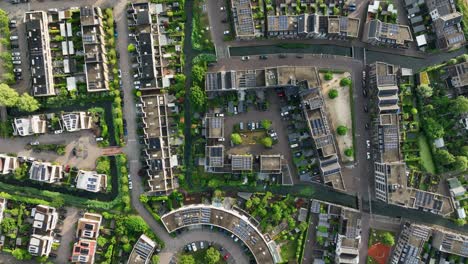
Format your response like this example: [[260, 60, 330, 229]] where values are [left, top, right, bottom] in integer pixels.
[[232, 155, 252, 170], [383, 126, 399, 151], [210, 118, 223, 129]]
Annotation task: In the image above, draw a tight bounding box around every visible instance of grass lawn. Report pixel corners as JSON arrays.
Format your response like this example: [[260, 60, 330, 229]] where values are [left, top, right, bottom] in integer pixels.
[[180, 248, 227, 264], [367, 256, 380, 264], [418, 134, 436, 174], [280, 240, 298, 262], [368, 229, 395, 247]]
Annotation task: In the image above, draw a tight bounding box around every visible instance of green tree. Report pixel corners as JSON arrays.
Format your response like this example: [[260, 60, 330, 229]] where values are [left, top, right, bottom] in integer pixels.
[[97, 236, 108, 247], [13, 163, 28, 180], [416, 84, 433, 98], [0, 83, 19, 107], [411, 108, 418, 115], [340, 78, 351, 87], [453, 156, 468, 171], [324, 71, 333, 81], [191, 65, 206, 85], [139, 194, 149, 203], [461, 146, 468, 156], [261, 137, 273, 148], [122, 243, 132, 252], [455, 218, 466, 226], [451, 96, 468, 115], [151, 255, 160, 264], [434, 149, 455, 166], [328, 89, 338, 99], [336, 125, 348, 136], [1, 217, 16, 233], [205, 247, 221, 264], [344, 148, 354, 157], [231, 133, 242, 145], [381, 232, 395, 246], [11, 248, 31, 260], [261, 119, 272, 130], [190, 85, 206, 111], [51, 196, 64, 208], [179, 255, 196, 264], [423, 117, 445, 139], [127, 43, 136, 52]]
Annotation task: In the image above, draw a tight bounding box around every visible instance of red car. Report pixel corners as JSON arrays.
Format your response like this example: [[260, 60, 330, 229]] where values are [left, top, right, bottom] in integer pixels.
[[224, 253, 231, 260]]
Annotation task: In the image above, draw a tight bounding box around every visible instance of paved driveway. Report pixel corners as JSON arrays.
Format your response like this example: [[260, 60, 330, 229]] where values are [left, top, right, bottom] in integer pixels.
[[55, 207, 80, 264]]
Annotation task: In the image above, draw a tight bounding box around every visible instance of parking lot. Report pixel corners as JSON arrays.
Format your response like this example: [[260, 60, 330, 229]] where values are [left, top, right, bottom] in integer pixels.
[[6, 15, 30, 94], [219, 90, 295, 184]]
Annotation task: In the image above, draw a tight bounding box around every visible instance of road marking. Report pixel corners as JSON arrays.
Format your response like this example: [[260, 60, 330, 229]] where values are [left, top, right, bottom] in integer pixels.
[[130, 160, 138, 163]]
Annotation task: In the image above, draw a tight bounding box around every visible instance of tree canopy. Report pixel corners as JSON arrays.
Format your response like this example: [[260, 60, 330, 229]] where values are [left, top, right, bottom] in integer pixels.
[[16, 93, 40, 112], [434, 149, 455, 166], [205, 247, 221, 264], [451, 96, 468, 115], [340, 78, 352, 87], [191, 65, 206, 85], [328, 89, 338, 99], [336, 125, 348, 136], [261, 137, 273, 148], [261, 119, 272, 130], [127, 43, 136, 52], [416, 84, 433, 98], [324, 72, 333, 81], [453, 156, 467, 171], [381, 232, 395, 246], [344, 148, 354, 157], [231, 133, 242, 145], [179, 255, 196, 264], [189, 85, 206, 111], [0, 83, 19, 107]]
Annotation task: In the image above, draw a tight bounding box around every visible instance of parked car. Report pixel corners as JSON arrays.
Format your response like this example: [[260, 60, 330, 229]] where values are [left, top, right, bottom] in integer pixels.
[[364, 105, 368, 112], [279, 54, 287, 58], [30, 141, 39, 146], [12, 60, 21, 65], [191, 242, 197, 252], [365, 123, 369, 129], [296, 54, 304, 58], [367, 152, 371, 160], [200, 241, 205, 249], [11, 52, 20, 57], [214, 113, 224, 117], [129, 181, 133, 190], [241, 56, 250, 61], [54, 130, 63, 134], [9, 35, 18, 41], [362, 89, 367, 97], [96, 137, 104, 142], [366, 140, 371, 148], [220, 6, 225, 11], [12, 56, 21, 61], [259, 55, 268, 60], [223, 30, 230, 35], [13, 68, 21, 73]]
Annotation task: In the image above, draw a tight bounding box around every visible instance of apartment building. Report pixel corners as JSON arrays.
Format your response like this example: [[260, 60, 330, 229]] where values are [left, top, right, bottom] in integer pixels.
[[391, 222, 432, 264], [445, 62, 468, 95], [80, 6, 109, 92], [369, 62, 454, 216], [268, 14, 360, 39], [127, 234, 157, 264], [24, 11, 55, 97], [426, 0, 465, 50], [71, 213, 102, 264], [140, 94, 178, 195], [29, 161, 63, 183], [28, 205, 58, 257], [302, 89, 345, 191], [231, 0, 256, 39], [432, 229, 468, 257], [364, 19, 413, 48]]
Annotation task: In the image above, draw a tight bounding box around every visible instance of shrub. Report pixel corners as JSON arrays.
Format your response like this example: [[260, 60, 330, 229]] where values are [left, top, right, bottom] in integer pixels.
[[344, 148, 354, 157], [328, 89, 338, 99], [261, 119, 272, 130], [340, 78, 352, 87], [231, 133, 242, 145], [261, 137, 273, 148], [337, 125, 348, 136], [324, 71, 333, 81]]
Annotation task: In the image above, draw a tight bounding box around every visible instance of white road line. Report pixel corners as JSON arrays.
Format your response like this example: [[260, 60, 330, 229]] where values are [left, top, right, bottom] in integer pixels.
[[130, 160, 138, 163]]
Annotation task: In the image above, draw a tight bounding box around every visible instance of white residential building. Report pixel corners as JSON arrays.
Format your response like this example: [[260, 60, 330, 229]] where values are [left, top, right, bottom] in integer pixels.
[[13, 116, 47, 136], [61, 112, 93, 132], [29, 161, 63, 183], [0, 154, 19, 175], [76, 170, 107, 193], [28, 234, 53, 256]]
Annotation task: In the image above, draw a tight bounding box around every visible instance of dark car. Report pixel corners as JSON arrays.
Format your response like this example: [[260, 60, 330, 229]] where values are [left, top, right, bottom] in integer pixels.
[[259, 55, 268, 60], [362, 89, 367, 97], [279, 54, 287, 58], [365, 123, 369, 129], [364, 105, 368, 112]]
